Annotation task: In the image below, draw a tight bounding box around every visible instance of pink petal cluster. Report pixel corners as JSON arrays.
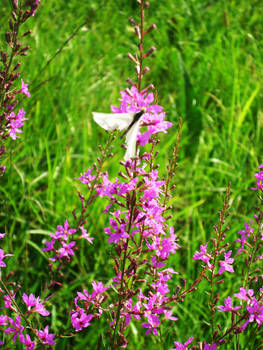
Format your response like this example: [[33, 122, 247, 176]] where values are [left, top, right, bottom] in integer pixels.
[[111, 86, 172, 147], [6, 108, 28, 140], [70, 281, 110, 331]]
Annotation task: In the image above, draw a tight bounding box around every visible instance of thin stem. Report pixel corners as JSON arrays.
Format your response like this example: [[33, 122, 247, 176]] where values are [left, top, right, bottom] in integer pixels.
[[110, 162, 137, 349], [138, 0, 144, 92]]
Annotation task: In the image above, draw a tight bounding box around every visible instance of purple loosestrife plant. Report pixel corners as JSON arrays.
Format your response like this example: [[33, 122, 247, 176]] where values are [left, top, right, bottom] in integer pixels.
[[0, 0, 40, 168], [40, 1, 262, 349]]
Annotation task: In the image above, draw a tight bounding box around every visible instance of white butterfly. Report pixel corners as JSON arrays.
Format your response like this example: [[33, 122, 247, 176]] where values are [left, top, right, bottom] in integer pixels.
[[92, 110, 145, 160]]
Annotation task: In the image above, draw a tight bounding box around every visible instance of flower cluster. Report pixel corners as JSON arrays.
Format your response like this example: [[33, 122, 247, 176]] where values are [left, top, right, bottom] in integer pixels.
[[218, 287, 263, 331], [42, 220, 93, 262], [0, 0, 40, 165], [111, 86, 172, 148], [69, 88, 181, 347]]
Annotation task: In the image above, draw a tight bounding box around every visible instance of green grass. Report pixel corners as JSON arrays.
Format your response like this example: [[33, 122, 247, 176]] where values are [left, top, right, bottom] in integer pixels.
[[1, 0, 263, 348]]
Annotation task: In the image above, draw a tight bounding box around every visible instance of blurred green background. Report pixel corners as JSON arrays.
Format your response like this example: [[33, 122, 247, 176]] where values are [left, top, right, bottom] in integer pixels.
[[1, 0, 263, 348]]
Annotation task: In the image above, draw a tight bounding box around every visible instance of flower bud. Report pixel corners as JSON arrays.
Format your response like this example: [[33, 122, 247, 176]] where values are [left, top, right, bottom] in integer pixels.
[[134, 25, 141, 40], [143, 46, 156, 58], [142, 66, 150, 75], [11, 0, 18, 10], [5, 32, 11, 44], [127, 53, 138, 64], [144, 23, 157, 35], [129, 17, 137, 26]]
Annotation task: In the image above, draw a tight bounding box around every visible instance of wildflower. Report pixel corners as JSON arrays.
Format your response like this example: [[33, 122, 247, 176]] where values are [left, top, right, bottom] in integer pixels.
[[4, 315, 24, 342], [218, 250, 234, 275], [79, 226, 94, 244], [19, 333, 36, 350], [22, 293, 50, 316], [251, 165, 263, 191], [217, 297, 241, 312], [6, 108, 28, 140], [20, 79, 31, 97], [37, 326, 56, 345], [51, 220, 76, 240], [193, 243, 212, 267], [0, 249, 13, 267], [170, 336, 194, 350], [141, 314, 160, 336]]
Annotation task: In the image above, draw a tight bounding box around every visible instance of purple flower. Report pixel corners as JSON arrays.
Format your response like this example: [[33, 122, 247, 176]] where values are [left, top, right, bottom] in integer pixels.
[[0, 249, 13, 267], [104, 217, 129, 244], [22, 293, 50, 316], [218, 250, 234, 275], [37, 326, 56, 345], [4, 315, 24, 343], [70, 310, 93, 331], [6, 108, 28, 140], [19, 333, 36, 350], [141, 314, 160, 336], [111, 87, 172, 148], [251, 165, 263, 191], [51, 220, 77, 240], [79, 226, 94, 244], [236, 220, 253, 254], [217, 296, 241, 312], [170, 336, 194, 350], [78, 168, 96, 185], [204, 344, 217, 350], [193, 243, 212, 267], [234, 287, 254, 301], [0, 166, 6, 176], [58, 240, 76, 259], [0, 315, 8, 325], [20, 79, 31, 97]]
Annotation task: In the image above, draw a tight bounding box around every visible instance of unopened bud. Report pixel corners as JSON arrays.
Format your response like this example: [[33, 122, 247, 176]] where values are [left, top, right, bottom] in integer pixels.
[[5, 32, 11, 44], [11, 0, 18, 10], [134, 25, 141, 40], [0, 51, 7, 63], [129, 17, 137, 26], [13, 62, 21, 71], [22, 30, 32, 37], [144, 1, 150, 7], [143, 46, 156, 58], [11, 11, 17, 21], [127, 53, 138, 64], [142, 66, 150, 75], [144, 23, 157, 35], [9, 20, 13, 31]]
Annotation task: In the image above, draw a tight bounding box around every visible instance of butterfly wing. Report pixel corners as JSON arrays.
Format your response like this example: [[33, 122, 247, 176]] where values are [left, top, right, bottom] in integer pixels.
[[92, 112, 134, 131], [124, 121, 141, 161]]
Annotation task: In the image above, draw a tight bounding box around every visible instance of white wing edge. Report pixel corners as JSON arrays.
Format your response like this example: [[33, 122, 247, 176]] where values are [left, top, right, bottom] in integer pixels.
[[92, 112, 134, 131], [124, 121, 141, 161]]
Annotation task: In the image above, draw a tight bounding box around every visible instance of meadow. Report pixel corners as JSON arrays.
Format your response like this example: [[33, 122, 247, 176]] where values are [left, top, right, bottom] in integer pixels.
[[0, 0, 263, 349]]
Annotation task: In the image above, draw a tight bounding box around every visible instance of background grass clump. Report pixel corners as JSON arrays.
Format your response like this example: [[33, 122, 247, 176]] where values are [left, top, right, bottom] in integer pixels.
[[0, 0, 263, 348]]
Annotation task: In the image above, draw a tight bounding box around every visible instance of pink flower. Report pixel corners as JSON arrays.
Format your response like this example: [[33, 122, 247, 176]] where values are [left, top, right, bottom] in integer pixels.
[[170, 336, 194, 350], [218, 250, 234, 275], [4, 315, 24, 342], [19, 333, 36, 350], [51, 220, 76, 240], [37, 326, 56, 345], [251, 165, 263, 191], [193, 243, 212, 267], [6, 108, 28, 140], [20, 79, 31, 97], [141, 314, 160, 336], [70, 310, 93, 331], [217, 296, 241, 312], [0, 249, 13, 267], [79, 226, 94, 244], [22, 293, 50, 316]]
